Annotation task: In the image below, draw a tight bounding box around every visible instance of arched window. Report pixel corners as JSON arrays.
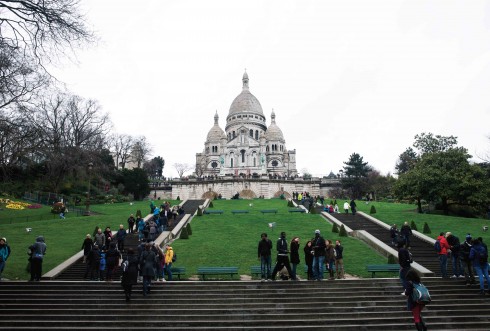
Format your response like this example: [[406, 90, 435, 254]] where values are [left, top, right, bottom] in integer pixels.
[[241, 150, 245, 163], [255, 130, 258, 140], [249, 129, 253, 137]]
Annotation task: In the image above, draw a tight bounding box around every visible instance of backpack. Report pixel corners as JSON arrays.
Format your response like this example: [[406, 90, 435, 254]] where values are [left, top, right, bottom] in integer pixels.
[[172, 252, 177, 263], [434, 240, 441, 253], [121, 260, 129, 273], [475, 247, 488, 265], [411, 282, 431, 305]]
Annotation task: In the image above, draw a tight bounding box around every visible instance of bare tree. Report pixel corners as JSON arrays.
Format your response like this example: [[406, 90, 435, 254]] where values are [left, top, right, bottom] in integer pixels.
[[109, 133, 134, 169], [173, 163, 193, 179], [131, 136, 152, 168]]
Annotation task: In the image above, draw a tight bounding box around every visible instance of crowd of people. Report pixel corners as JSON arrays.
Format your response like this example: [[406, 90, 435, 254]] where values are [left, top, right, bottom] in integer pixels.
[[257, 230, 345, 281]]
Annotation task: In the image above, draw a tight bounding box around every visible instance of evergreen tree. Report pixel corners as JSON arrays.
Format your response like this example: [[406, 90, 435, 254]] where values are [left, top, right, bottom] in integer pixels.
[[339, 224, 347, 237]]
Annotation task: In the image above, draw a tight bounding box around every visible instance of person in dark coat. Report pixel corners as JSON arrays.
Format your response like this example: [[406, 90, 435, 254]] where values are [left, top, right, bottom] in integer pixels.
[[325, 240, 336, 280], [28, 236, 47, 281], [303, 241, 314, 280], [121, 248, 139, 301], [127, 214, 136, 234], [105, 242, 121, 281], [84, 245, 101, 280], [312, 230, 326, 281], [257, 233, 273, 280], [401, 222, 413, 248], [140, 243, 156, 296], [350, 199, 357, 215], [81, 234, 93, 264], [398, 241, 412, 292], [116, 224, 127, 252], [289, 237, 300, 280], [271, 232, 293, 281]]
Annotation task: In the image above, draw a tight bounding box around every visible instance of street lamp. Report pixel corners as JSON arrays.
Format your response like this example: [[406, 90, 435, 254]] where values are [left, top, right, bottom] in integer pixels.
[[84, 162, 93, 216], [338, 169, 343, 178]]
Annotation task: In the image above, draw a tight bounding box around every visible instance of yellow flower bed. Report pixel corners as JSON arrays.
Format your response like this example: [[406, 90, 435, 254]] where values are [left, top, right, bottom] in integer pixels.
[[4, 200, 31, 210]]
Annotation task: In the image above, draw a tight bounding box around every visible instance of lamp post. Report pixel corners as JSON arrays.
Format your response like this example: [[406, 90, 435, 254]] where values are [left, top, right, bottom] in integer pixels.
[[84, 162, 93, 216], [339, 169, 343, 178]]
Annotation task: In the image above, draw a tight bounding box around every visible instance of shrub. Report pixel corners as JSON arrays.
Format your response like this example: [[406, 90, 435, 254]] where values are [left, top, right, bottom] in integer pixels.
[[339, 224, 348, 237], [410, 220, 418, 231], [186, 223, 192, 235], [387, 254, 396, 264], [330, 200, 334, 205], [332, 223, 339, 233], [176, 196, 180, 201], [287, 200, 294, 207], [370, 205, 377, 214], [209, 201, 214, 208], [51, 202, 65, 214], [310, 206, 317, 214], [136, 209, 142, 218], [197, 207, 203, 216], [180, 226, 189, 239], [423, 222, 431, 234]]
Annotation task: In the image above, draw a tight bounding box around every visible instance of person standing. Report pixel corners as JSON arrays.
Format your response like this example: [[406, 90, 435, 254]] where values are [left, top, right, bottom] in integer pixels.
[[121, 248, 139, 301], [137, 216, 145, 241], [257, 233, 273, 281], [404, 269, 428, 331], [303, 241, 314, 280], [460, 234, 475, 286], [436, 232, 450, 278], [446, 232, 463, 278], [469, 238, 490, 295], [334, 240, 345, 279], [390, 224, 399, 246], [94, 228, 105, 249], [105, 242, 121, 282], [140, 243, 156, 296], [290, 237, 300, 281], [0, 237, 11, 280], [398, 241, 412, 293], [350, 199, 357, 215], [271, 232, 293, 281], [325, 239, 336, 280], [312, 230, 326, 281], [164, 244, 174, 281], [343, 201, 349, 214], [81, 234, 93, 264], [28, 236, 47, 281], [127, 214, 136, 234], [116, 224, 127, 252], [401, 222, 413, 248]]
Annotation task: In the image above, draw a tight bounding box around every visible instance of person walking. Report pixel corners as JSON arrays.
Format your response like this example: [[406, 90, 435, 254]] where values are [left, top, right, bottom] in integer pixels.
[[436, 232, 450, 278], [469, 238, 490, 295], [258, 233, 273, 281], [28, 236, 47, 281], [94, 228, 105, 249], [140, 243, 156, 296], [0, 237, 11, 281], [121, 248, 139, 301], [81, 234, 93, 264], [350, 199, 357, 215], [303, 241, 314, 280], [343, 201, 349, 214], [127, 214, 136, 234], [116, 224, 127, 252], [312, 230, 326, 281], [404, 269, 428, 331], [271, 232, 294, 281], [460, 234, 476, 286], [290, 237, 300, 281], [401, 222, 413, 248], [398, 241, 412, 293], [105, 242, 121, 282]]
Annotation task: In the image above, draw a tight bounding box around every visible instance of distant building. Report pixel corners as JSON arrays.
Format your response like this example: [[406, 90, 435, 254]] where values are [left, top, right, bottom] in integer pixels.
[[196, 71, 297, 178]]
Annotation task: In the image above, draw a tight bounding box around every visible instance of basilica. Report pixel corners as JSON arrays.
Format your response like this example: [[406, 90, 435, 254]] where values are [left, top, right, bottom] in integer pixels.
[[196, 72, 297, 178]]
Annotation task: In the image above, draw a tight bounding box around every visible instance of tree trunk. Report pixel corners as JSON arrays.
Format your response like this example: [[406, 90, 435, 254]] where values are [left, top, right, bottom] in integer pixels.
[[417, 197, 423, 213]]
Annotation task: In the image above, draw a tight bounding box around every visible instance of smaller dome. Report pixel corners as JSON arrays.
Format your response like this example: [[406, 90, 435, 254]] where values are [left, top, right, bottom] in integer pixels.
[[206, 111, 226, 143], [265, 110, 284, 141]]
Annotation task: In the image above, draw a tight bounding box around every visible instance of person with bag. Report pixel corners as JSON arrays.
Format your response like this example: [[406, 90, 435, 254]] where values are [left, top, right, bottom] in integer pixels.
[[164, 244, 174, 281], [469, 238, 490, 295], [436, 232, 450, 278], [0, 237, 11, 280], [140, 243, 157, 296], [121, 248, 139, 301], [28, 236, 47, 281], [325, 239, 336, 280], [405, 269, 429, 331], [398, 240, 412, 293]]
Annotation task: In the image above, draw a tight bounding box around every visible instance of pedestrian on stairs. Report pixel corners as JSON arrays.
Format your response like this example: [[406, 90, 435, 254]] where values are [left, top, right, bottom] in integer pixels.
[[405, 269, 428, 331], [121, 248, 139, 301], [271, 232, 294, 281], [140, 243, 157, 296], [398, 240, 412, 292], [460, 234, 475, 286]]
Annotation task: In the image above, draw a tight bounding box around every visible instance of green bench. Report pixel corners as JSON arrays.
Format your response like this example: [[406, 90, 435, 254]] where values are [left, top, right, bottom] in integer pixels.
[[170, 267, 186, 280], [251, 265, 262, 277], [231, 210, 249, 214], [260, 209, 278, 214], [366, 264, 400, 278], [197, 266, 239, 280], [203, 210, 224, 215], [288, 209, 306, 213]]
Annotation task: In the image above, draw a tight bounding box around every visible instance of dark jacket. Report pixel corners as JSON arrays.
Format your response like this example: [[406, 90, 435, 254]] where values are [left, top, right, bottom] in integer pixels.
[[401, 225, 412, 238], [304, 245, 314, 265], [121, 254, 139, 286], [29, 236, 47, 259], [398, 247, 412, 268], [313, 235, 326, 256], [81, 238, 93, 255], [460, 239, 472, 261], [334, 244, 343, 260], [290, 241, 300, 264], [447, 235, 461, 255], [140, 250, 156, 277], [325, 243, 335, 262], [116, 229, 127, 241], [276, 237, 288, 256], [257, 238, 273, 257], [106, 246, 121, 268], [469, 242, 488, 267]]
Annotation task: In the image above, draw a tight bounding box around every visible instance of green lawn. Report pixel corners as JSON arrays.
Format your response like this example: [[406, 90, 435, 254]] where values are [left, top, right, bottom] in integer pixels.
[[2, 198, 487, 280]]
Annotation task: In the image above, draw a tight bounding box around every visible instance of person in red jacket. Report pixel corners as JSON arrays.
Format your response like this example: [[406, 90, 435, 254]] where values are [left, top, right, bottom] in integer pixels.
[[437, 232, 450, 278]]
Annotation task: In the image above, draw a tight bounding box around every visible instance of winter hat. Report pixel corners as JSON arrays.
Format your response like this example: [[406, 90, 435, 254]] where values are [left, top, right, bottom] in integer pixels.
[[0, 237, 6, 242], [466, 234, 472, 240], [315, 229, 320, 234]]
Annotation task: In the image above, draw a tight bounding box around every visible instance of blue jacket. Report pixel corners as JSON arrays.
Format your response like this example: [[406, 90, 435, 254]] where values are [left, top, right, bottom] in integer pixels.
[[469, 243, 488, 266], [0, 243, 10, 262]]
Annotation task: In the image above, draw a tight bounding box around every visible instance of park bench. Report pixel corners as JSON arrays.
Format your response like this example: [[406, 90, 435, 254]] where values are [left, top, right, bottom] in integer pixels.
[[170, 267, 186, 280], [260, 209, 278, 214], [231, 210, 249, 214], [288, 209, 306, 213], [197, 266, 239, 280], [366, 264, 400, 278], [203, 210, 224, 215], [251, 265, 262, 277]]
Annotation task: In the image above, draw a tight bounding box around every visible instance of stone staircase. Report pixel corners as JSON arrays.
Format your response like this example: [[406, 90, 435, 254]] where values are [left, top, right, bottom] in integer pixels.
[[1, 278, 490, 330]]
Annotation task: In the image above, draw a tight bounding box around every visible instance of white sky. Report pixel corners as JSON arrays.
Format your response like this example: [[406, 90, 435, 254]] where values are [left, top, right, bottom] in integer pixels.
[[50, 0, 490, 178]]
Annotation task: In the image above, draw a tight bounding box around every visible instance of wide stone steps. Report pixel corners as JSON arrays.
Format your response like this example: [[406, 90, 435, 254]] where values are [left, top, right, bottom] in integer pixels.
[[1, 278, 490, 330]]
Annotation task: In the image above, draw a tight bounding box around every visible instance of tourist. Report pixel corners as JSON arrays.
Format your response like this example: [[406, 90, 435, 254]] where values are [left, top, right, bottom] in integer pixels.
[[436, 232, 450, 278], [81, 234, 93, 263], [401, 222, 413, 248], [0, 237, 11, 280], [446, 232, 463, 278], [460, 234, 475, 286], [333, 204, 339, 213], [106, 242, 121, 282], [28, 236, 47, 281], [116, 224, 127, 252], [398, 241, 412, 293], [404, 269, 428, 331], [85, 245, 101, 280], [390, 224, 399, 246], [469, 238, 490, 295], [103, 226, 113, 249], [94, 228, 105, 249], [258, 233, 273, 281], [334, 240, 345, 279], [350, 199, 357, 215], [99, 249, 106, 281], [148, 219, 158, 241], [164, 244, 174, 281], [271, 232, 293, 281], [127, 214, 136, 234], [312, 230, 326, 281], [137, 216, 145, 241], [140, 243, 157, 296], [303, 240, 314, 280], [325, 239, 336, 280], [290, 237, 300, 281], [343, 201, 349, 214], [121, 248, 139, 301], [155, 245, 165, 281]]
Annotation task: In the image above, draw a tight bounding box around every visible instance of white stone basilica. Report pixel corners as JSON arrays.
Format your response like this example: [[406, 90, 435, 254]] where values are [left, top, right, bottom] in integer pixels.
[[196, 72, 297, 178]]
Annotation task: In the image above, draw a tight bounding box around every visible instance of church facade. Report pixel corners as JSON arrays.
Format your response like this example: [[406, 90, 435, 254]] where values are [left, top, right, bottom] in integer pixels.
[[196, 72, 297, 178]]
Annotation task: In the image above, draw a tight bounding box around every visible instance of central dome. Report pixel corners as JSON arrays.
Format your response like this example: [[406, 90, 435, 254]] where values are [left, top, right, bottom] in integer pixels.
[[228, 72, 264, 117]]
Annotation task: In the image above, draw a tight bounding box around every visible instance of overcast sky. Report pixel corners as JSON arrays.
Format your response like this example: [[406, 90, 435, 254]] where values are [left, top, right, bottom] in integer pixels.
[[50, 0, 490, 178]]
